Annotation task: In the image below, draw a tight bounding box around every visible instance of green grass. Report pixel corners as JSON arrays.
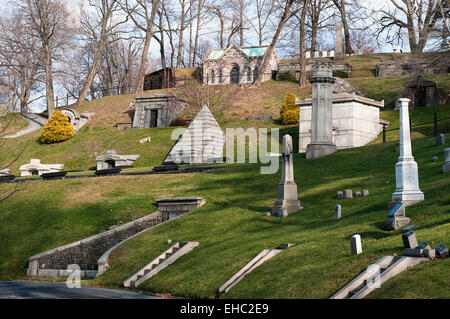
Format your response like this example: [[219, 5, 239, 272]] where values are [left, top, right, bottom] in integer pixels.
[[0, 113, 28, 137], [0, 68, 449, 298]]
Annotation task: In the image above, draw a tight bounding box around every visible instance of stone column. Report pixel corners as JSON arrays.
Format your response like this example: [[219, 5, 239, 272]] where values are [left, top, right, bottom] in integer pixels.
[[390, 98, 424, 207], [335, 21, 344, 60], [306, 62, 337, 159], [271, 135, 303, 217]]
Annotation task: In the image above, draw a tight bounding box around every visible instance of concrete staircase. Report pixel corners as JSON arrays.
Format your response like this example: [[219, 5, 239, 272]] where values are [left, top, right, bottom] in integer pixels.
[[218, 249, 283, 296], [123, 242, 199, 289], [330, 255, 429, 299]]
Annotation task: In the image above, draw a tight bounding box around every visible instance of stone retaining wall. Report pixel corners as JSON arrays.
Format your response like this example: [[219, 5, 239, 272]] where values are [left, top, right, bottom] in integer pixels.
[[27, 197, 205, 278]]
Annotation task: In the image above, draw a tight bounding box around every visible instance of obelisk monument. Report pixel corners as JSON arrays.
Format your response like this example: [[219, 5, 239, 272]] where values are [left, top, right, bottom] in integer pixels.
[[271, 135, 303, 217], [335, 21, 344, 60], [305, 62, 338, 159], [390, 98, 424, 207]]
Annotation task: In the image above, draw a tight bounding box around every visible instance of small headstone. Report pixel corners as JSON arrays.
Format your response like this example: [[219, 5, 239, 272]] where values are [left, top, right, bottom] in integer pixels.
[[344, 189, 353, 199], [140, 137, 151, 144], [165, 239, 172, 245], [386, 203, 410, 230], [334, 204, 342, 220], [443, 148, 450, 173], [434, 244, 448, 258], [403, 225, 417, 233], [329, 50, 335, 58], [395, 142, 400, 152], [336, 191, 343, 199], [432, 156, 439, 162], [436, 133, 445, 146], [423, 249, 436, 259], [314, 51, 320, 58], [417, 241, 431, 250], [278, 243, 295, 249], [353, 191, 362, 197], [362, 190, 369, 196], [263, 211, 271, 216], [402, 231, 418, 249], [305, 51, 311, 59], [350, 234, 362, 255], [322, 51, 328, 57]]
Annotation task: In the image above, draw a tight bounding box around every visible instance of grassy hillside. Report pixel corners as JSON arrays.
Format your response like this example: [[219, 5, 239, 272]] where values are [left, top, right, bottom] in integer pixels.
[[0, 63, 449, 298], [1, 133, 448, 298], [0, 113, 28, 137]]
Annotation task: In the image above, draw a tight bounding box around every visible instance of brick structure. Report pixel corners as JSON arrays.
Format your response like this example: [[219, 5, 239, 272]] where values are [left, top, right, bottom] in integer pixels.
[[202, 43, 278, 85]]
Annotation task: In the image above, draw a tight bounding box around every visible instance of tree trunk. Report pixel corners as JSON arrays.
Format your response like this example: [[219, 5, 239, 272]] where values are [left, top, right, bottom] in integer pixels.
[[254, 0, 295, 86], [299, 0, 310, 87], [176, 0, 186, 68], [44, 44, 55, 118], [192, 0, 203, 67]]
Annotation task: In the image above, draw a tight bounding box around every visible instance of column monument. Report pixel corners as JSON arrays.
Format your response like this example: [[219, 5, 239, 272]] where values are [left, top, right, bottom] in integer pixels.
[[306, 62, 338, 159], [390, 98, 424, 208], [271, 135, 303, 217]]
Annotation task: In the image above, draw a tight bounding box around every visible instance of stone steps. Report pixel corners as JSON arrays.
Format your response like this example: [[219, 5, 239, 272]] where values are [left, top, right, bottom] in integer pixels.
[[218, 249, 283, 296], [123, 242, 199, 289], [330, 255, 429, 299]]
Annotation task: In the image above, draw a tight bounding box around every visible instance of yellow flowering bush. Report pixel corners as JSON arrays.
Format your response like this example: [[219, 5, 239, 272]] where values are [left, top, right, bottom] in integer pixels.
[[40, 111, 74, 144], [280, 92, 299, 125]]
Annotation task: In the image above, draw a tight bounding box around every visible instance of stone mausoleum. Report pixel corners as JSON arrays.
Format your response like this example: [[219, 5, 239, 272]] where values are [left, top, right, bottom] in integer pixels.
[[298, 92, 384, 153], [132, 94, 186, 128], [202, 43, 278, 85], [20, 159, 64, 177]]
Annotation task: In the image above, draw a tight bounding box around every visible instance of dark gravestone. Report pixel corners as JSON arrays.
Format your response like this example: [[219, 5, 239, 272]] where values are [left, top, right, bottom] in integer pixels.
[[434, 244, 449, 258], [417, 241, 431, 250], [42, 171, 67, 179], [0, 175, 15, 181], [153, 162, 179, 172], [436, 133, 445, 146], [336, 191, 344, 199], [95, 167, 122, 176], [386, 203, 410, 230], [403, 225, 417, 233], [402, 231, 418, 249]]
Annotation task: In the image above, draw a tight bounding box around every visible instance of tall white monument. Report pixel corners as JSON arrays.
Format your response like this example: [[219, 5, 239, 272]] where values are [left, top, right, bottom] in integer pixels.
[[391, 98, 424, 207], [306, 62, 338, 159], [271, 135, 303, 217]]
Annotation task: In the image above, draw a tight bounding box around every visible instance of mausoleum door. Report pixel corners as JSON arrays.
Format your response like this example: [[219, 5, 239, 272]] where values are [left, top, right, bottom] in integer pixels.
[[230, 67, 240, 84], [150, 110, 158, 127]]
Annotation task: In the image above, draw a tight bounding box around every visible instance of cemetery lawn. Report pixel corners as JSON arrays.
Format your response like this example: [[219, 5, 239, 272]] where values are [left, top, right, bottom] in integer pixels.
[[1, 131, 448, 298], [0, 113, 28, 137]]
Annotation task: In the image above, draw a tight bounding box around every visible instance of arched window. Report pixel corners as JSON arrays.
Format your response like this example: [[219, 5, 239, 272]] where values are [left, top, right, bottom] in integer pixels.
[[247, 67, 251, 82], [210, 70, 215, 84], [230, 65, 240, 84], [219, 69, 223, 83], [253, 67, 259, 83]]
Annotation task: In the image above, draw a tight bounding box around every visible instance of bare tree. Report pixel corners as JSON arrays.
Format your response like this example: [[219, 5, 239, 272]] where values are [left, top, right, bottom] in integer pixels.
[[253, 0, 298, 86], [377, 0, 443, 53], [307, 0, 333, 52], [297, 0, 310, 87], [0, 10, 44, 113], [123, 0, 160, 95], [332, 0, 353, 54], [75, 0, 129, 106], [18, 0, 71, 117]]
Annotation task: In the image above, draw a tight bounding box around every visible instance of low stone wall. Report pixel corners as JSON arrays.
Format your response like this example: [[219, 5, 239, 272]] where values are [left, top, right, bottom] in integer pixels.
[[27, 197, 205, 278]]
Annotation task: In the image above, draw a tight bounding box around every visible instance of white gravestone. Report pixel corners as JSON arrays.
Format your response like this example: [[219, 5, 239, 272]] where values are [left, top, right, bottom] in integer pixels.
[[322, 51, 328, 57], [305, 51, 311, 59], [329, 50, 335, 58], [350, 234, 362, 255], [391, 98, 424, 207], [334, 204, 341, 220]]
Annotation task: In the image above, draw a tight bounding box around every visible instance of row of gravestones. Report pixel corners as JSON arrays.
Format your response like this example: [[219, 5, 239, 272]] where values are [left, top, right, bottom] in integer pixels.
[[349, 225, 449, 259], [336, 190, 369, 199]]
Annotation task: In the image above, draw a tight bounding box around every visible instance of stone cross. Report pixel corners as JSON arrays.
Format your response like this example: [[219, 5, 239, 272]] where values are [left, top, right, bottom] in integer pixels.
[[271, 135, 303, 217], [335, 21, 344, 60], [443, 148, 450, 173], [390, 98, 424, 207], [350, 234, 362, 255], [334, 204, 341, 220], [306, 62, 338, 159]]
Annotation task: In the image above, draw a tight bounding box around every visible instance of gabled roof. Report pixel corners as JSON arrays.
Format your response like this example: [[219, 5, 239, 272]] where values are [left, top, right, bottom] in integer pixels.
[[206, 45, 270, 60]]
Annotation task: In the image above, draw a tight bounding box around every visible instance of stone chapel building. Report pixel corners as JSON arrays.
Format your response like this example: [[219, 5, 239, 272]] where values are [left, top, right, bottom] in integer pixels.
[[202, 43, 278, 85]]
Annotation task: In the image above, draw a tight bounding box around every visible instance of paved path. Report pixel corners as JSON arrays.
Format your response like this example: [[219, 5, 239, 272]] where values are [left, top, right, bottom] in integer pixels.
[[0, 281, 160, 299], [3, 113, 47, 139]]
